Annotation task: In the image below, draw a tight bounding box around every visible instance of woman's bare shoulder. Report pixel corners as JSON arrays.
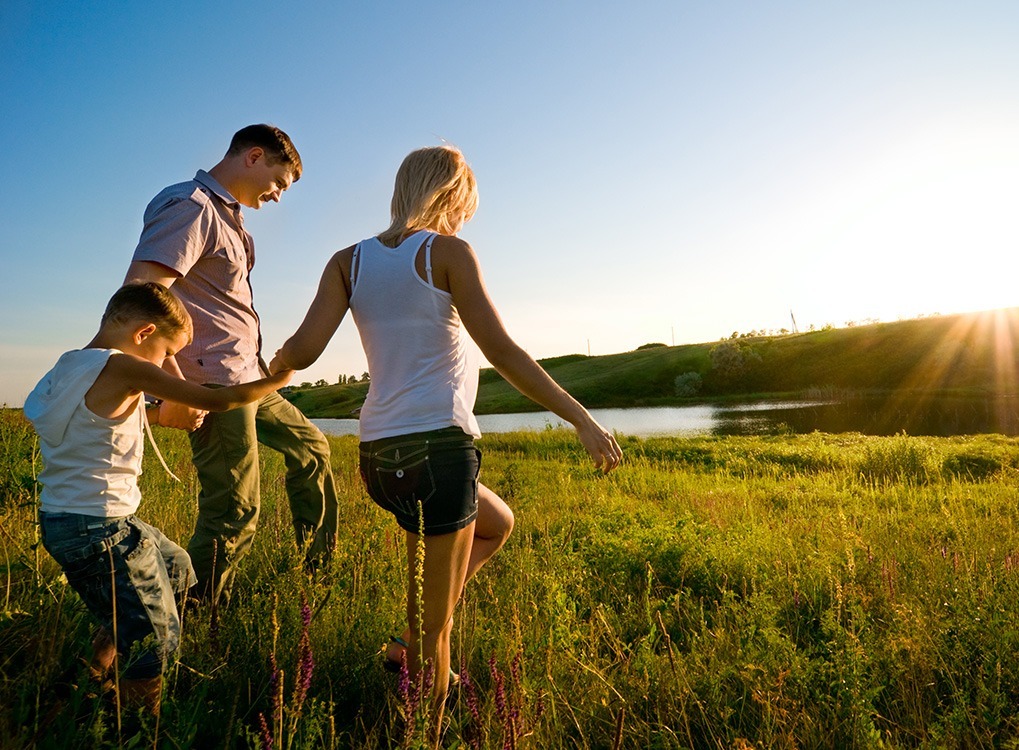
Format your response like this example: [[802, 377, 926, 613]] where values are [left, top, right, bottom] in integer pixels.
[[430, 235, 476, 265]]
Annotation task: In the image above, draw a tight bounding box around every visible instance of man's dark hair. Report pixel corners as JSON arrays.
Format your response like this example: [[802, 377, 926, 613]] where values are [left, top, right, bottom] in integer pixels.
[[227, 124, 302, 181]]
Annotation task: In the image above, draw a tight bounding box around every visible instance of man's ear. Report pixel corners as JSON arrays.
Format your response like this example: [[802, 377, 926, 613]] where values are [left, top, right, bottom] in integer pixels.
[[245, 146, 265, 167], [134, 323, 158, 344]]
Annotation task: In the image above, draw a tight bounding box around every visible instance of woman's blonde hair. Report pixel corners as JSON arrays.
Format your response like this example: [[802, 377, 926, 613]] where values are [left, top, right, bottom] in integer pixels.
[[377, 145, 478, 246]]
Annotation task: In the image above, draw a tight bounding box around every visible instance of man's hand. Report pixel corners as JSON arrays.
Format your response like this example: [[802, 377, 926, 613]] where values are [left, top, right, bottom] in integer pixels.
[[156, 401, 207, 431]]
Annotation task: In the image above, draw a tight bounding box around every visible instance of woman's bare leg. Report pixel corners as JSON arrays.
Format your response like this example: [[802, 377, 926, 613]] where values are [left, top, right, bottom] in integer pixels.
[[405, 522, 474, 724], [388, 483, 513, 664], [465, 482, 514, 581]]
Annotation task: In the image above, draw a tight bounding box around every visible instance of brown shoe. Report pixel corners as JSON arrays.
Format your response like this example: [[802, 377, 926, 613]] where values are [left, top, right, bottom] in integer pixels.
[[89, 627, 117, 683], [120, 675, 163, 717]]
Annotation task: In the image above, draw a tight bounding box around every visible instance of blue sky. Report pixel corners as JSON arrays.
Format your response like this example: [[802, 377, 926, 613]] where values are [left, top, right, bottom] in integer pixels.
[[3, 2, 1019, 405]]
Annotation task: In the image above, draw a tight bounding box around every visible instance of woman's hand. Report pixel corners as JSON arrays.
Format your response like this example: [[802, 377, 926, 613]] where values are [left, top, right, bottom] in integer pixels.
[[268, 349, 291, 375], [575, 418, 623, 473]]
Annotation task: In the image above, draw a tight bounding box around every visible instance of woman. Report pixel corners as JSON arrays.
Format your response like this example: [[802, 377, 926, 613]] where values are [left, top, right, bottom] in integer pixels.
[[270, 145, 621, 721]]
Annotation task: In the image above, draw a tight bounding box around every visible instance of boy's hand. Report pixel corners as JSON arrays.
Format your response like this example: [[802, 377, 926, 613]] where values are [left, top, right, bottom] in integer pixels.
[[157, 401, 207, 431]]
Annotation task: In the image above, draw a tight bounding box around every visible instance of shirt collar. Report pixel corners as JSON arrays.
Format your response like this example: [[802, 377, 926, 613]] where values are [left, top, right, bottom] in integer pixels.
[[194, 169, 241, 208]]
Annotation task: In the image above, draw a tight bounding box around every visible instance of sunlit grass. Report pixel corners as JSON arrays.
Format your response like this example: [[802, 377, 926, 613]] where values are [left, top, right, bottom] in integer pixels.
[[5, 411, 1019, 746]]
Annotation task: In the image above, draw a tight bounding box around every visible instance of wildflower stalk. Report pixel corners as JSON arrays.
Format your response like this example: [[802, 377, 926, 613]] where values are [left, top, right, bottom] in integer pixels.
[[290, 592, 314, 726]]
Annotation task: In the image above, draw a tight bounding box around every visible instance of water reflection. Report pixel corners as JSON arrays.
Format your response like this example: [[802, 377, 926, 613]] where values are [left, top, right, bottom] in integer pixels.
[[312, 396, 1019, 439], [715, 395, 1019, 437]]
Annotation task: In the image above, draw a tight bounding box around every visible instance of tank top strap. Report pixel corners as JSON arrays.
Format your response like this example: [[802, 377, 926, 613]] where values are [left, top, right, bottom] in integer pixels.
[[350, 241, 363, 293], [424, 233, 436, 287]]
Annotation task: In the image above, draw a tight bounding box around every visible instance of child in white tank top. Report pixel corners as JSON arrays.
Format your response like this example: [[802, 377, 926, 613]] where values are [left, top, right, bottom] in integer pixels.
[[26, 282, 293, 717]]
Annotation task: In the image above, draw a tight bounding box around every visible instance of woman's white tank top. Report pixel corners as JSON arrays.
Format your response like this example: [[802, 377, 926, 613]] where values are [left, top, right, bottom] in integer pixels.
[[349, 230, 481, 442]]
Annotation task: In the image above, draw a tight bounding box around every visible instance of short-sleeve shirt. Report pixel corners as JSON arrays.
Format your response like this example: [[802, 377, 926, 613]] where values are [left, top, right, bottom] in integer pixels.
[[132, 170, 263, 385]]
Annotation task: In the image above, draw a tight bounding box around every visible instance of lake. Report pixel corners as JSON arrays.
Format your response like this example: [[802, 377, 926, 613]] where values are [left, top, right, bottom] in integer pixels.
[[312, 395, 1019, 439]]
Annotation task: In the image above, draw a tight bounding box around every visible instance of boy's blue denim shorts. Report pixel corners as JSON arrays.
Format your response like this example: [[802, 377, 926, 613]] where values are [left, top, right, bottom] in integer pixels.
[[359, 427, 481, 536], [39, 511, 196, 679]]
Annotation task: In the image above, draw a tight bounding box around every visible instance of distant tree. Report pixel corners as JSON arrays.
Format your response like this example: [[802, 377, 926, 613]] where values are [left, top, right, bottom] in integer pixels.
[[637, 342, 667, 350], [361, 372, 371, 382], [337, 375, 347, 385], [674, 371, 702, 397], [709, 340, 762, 387], [315, 379, 328, 387], [300, 382, 313, 390]]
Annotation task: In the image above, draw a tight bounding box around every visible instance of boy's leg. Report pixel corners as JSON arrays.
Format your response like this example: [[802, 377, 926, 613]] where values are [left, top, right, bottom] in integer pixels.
[[39, 514, 182, 698], [133, 518, 197, 596], [255, 391, 339, 565], [188, 400, 261, 604]]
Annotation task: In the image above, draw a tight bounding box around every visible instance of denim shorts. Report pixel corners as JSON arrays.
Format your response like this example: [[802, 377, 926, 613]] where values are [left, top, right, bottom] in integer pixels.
[[39, 511, 196, 679], [359, 427, 481, 536]]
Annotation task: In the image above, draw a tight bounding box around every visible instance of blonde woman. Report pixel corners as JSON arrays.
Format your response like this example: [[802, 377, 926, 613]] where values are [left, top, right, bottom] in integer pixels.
[[271, 145, 621, 721]]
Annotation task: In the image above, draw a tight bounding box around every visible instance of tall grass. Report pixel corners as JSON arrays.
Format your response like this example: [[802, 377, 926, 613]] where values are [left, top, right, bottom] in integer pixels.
[[5, 408, 1019, 746]]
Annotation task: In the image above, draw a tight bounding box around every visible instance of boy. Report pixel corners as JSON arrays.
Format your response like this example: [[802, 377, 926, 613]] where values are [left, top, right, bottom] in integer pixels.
[[24, 282, 293, 715]]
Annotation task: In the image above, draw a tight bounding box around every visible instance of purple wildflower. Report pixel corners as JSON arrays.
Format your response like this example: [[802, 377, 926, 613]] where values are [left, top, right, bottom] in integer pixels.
[[293, 594, 314, 713], [258, 712, 273, 750], [489, 656, 507, 724], [509, 651, 522, 726], [461, 659, 481, 726], [268, 658, 281, 719], [398, 651, 417, 721]]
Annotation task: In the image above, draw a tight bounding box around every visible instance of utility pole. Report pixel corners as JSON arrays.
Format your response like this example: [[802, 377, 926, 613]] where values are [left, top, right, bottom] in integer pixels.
[[790, 310, 799, 334]]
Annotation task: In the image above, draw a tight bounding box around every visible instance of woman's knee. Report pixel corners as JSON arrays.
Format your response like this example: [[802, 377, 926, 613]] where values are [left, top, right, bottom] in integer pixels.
[[478, 486, 514, 542]]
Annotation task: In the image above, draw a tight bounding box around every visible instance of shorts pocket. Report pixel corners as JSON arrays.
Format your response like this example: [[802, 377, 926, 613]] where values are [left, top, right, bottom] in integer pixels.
[[373, 444, 437, 518]]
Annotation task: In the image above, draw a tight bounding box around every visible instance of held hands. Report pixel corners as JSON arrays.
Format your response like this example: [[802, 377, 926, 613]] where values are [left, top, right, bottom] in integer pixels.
[[268, 349, 291, 375], [156, 401, 207, 432], [575, 417, 623, 473], [268, 368, 295, 388]]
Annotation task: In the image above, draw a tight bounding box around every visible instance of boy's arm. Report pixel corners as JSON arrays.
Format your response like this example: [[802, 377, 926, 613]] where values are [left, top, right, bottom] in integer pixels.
[[123, 260, 206, 430], [108, 355, 294, 412]]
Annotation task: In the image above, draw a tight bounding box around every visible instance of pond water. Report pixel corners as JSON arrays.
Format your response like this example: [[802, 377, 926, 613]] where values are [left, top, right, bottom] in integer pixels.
[[312, 396, 1019, 439]]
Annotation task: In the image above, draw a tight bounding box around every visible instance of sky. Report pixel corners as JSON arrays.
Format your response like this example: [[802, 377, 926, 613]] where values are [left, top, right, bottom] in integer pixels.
[[3, 1, 1019, 406]]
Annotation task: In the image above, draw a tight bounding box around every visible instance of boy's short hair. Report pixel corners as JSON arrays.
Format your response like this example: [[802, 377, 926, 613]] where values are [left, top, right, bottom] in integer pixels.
[[102, 283, 193, 343], [226, 124, 303, 181]]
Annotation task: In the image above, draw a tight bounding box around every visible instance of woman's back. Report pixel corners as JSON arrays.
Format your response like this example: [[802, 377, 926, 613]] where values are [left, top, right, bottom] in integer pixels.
[[349, 230, 480, 441]]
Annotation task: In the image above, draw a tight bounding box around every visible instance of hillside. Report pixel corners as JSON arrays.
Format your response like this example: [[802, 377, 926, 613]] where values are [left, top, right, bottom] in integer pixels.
[[284, 308, 1019, 417]]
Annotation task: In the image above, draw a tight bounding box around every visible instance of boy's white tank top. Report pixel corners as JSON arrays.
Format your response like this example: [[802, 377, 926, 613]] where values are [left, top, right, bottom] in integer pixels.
[[349, 230, 481, 442]]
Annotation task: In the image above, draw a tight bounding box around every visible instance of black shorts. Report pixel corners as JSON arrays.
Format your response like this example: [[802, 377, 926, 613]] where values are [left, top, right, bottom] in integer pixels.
[[359, 427, 481, 536]]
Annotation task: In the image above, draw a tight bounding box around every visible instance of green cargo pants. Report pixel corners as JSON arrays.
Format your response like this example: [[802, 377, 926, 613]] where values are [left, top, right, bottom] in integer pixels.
[[187, 390, 339, 604]]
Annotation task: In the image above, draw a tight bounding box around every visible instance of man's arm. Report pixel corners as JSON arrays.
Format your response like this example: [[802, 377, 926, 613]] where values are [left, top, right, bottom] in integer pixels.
[[124, 260, 181, 288], [123, 260, 206, 431]]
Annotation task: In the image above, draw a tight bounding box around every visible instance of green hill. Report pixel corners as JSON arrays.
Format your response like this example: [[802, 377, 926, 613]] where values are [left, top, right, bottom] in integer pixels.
[[284, 308, 1019, 417]]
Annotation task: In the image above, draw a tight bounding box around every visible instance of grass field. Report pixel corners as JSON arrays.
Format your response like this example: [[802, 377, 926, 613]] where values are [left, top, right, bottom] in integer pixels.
[[6, 407, 1019, 747]]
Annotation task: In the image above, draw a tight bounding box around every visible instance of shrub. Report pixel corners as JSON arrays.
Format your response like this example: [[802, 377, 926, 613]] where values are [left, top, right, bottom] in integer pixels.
[[673, 371, 702, 397]]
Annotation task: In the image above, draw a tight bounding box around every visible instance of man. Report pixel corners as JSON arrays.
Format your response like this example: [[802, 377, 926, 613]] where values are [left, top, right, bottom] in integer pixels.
[[125, 124, 339, 605]]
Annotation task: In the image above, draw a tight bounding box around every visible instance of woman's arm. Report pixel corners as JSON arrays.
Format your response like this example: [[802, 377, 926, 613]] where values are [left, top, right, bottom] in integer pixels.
[[270, 249, 352, 373], [439, 237, 622, 472]]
